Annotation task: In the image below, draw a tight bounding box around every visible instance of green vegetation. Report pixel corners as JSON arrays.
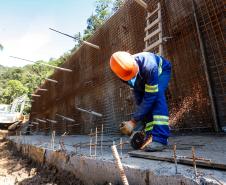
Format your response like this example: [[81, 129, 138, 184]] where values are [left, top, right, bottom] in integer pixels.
[[0, 55, 69, 106], [0, 80, 28, 104], [73, 0, 125, 50], [0, 0, 125, 112]]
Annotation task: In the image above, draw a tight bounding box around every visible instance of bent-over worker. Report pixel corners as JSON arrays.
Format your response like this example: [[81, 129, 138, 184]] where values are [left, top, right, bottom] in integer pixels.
[[110, 51, 171, 151]]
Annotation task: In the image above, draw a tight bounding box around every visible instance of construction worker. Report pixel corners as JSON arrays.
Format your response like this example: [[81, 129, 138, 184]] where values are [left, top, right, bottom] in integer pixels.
[[110, 51, 171, 151]]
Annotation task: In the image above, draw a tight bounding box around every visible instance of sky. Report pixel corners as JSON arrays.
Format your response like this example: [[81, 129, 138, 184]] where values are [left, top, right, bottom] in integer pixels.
[[0, 0, 96, 67]]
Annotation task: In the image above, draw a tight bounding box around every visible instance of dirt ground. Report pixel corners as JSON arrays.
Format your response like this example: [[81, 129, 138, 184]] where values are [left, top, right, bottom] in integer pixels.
[[0, 136, 84, 185]]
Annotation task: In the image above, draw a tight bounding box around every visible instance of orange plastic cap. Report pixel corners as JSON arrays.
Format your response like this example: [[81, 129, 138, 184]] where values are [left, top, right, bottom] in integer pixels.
[[110, 51, 139, 81]]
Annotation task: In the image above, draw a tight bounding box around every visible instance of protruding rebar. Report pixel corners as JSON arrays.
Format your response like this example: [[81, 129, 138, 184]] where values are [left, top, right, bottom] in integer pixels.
[[56, 114, 75, 122], [101, 124, 103, 157], [51, 131, 56, 150], [46, 78, 58, 83], [31, 94, 41, 97], [111, 145, 129, 185], [95, 127, 98, 157], [35, 118, 46, 123], [89, 129, 93, 156], [27, 72, 58, 84], [31, 121, 39, 125], [59, 132, 67, 151], [10, 56, 72, 72], [173, 145, 178, 174], [49, 28, 100, 50], [83, 41, 100, 50], [192, 146, 197, 179], [46, 119, 57, 123], [120, 138, 123, 158], [76, 107, 103, 117], [37, 88, 48, 92]]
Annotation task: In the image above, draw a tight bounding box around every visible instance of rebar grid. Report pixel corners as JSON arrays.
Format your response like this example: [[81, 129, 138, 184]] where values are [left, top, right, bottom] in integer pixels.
[[30, 0, 225, 136]]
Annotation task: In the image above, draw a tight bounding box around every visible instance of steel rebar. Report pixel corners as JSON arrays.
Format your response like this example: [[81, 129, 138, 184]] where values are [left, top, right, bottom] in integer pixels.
[[56, 114, 75, 122], [89, 129, 93, 156], [49, 28, 100, 50], [173, 145, 178, 174], [192, 146, 197, 179], [10, 56, 73, 72], [95, 127, 98, 157], [101, 124, 103, 157], [76, 107, 103, 117], [111, 145, 129, 185]]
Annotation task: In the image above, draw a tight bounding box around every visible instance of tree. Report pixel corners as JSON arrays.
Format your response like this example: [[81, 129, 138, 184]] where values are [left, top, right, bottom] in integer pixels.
[[0, 80, 28, 104], [83, 0, 112, 40], [112, 0, 125, 12], [72, 0, 125, 50]]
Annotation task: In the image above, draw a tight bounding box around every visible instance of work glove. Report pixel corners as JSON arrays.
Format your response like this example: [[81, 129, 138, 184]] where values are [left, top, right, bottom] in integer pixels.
[[119, 120, 136, 136]]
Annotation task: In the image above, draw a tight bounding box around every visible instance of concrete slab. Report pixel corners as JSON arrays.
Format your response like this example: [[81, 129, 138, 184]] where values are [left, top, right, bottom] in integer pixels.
[[129, 134, 226, 170], [7, 134, 226, 185]]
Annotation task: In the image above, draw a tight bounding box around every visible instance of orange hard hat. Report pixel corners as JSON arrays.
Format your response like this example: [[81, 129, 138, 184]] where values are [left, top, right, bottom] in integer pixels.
[[110, 51, 139, 81]]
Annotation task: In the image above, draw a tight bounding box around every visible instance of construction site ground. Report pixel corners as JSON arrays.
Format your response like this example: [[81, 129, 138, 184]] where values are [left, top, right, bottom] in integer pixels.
[[0, 131, 224, 185], [0, 134, 83, 185]]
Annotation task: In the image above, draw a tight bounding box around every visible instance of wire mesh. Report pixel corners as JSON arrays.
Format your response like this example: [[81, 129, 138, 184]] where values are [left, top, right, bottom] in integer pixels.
[[30, 0, 225, 135]]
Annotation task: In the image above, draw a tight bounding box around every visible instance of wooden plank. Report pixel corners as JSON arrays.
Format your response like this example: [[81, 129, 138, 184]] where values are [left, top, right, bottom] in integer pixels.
[[129, 150, 226, 171]]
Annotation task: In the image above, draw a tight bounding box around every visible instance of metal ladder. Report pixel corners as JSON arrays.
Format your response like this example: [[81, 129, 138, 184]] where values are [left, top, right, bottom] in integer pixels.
[[144, 2, 163, 55]]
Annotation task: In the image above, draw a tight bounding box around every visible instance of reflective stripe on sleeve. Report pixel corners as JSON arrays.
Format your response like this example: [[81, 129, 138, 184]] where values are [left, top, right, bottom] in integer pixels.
[[145, 84, 158, 93]]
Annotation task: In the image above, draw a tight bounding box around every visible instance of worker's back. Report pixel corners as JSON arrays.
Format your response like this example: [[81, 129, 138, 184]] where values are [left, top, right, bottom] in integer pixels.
[[133, 52, 171, 77]]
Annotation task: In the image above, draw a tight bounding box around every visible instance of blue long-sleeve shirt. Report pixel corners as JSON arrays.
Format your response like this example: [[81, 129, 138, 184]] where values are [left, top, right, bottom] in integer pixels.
[[130, 52, 171, 122]]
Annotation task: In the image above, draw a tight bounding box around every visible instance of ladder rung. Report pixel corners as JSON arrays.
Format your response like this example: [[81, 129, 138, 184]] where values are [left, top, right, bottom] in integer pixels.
[[145, 18, 161, 32], [146, 6, 160, 20], [144, 28, 160, 42], [144, 40, 162, 52]]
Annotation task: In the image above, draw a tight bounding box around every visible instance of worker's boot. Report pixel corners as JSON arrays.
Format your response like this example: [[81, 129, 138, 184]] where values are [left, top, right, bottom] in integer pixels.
[[144, 141, 166, 152]]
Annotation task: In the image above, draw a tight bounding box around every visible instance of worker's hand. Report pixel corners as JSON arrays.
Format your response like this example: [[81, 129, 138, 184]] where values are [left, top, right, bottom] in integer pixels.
[[119, 120, 136, 136]]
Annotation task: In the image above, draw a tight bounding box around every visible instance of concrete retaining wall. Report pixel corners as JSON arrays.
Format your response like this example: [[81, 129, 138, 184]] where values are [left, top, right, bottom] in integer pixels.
[[9, 140, 199, 185]]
